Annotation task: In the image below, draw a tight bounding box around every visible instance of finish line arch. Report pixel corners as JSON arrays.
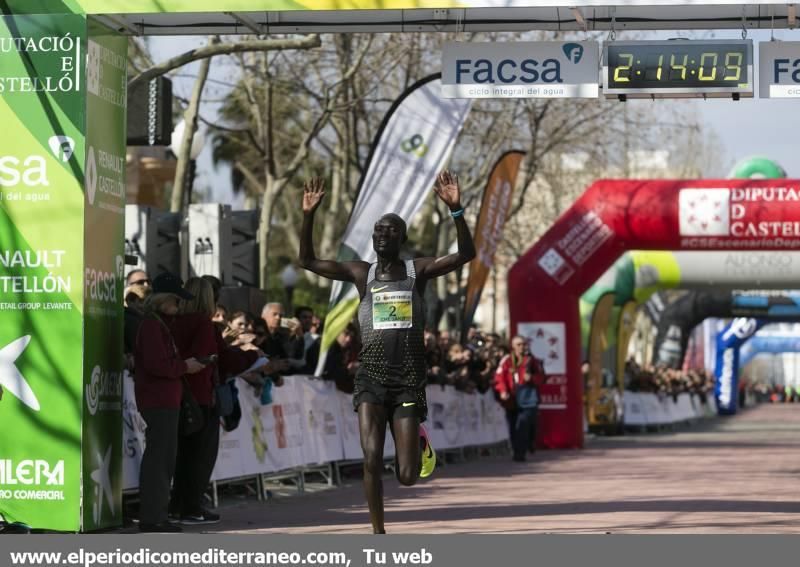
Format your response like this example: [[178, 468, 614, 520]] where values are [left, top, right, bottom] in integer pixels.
[[508, 179, 800, 449], [739, 334, 800, 369]]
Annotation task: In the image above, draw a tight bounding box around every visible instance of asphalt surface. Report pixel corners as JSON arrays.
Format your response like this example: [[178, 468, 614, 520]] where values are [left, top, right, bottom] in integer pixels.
[[192, 403, 800, 534]]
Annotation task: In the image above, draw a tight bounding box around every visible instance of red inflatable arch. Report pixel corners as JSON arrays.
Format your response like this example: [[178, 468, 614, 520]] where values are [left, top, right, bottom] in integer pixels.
[[508, 179, 800, 448]]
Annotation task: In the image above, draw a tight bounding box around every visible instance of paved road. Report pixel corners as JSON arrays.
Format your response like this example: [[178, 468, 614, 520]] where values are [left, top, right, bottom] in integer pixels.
[[198, 403, 800, 534]]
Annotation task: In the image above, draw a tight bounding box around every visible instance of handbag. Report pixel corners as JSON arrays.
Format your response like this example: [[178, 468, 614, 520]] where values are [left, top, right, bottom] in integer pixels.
[[179, 377, 204, 436], [516, 383, 539, 409]]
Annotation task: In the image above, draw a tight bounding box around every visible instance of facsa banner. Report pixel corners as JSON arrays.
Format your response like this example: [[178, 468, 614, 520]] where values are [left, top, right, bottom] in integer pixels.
[[442, 41, 599, 99], [759, 41, 800, 98]]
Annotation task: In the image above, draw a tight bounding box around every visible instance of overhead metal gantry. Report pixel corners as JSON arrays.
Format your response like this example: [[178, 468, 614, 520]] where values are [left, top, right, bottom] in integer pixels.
[[83, 1, 799, 36]]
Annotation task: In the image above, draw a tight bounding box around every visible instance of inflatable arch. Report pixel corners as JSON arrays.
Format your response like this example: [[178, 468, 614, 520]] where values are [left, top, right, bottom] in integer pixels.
[[715, 308, 800, 414], [739, 334, 800, 368], [508, 177, 800, 448], [581, 158, 791, 374], [653, 291, 800, 368]]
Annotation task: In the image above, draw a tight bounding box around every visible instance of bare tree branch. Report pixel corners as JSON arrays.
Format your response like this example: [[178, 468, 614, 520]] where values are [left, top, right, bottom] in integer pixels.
[[128, 35, 322, 89]]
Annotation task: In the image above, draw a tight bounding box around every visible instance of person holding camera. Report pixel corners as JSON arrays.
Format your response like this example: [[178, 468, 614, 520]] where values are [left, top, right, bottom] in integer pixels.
[[134, 273, 206, 533]]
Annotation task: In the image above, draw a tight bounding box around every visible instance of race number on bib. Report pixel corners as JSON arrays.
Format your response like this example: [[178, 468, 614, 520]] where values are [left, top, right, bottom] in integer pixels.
[[372, 291, 413, 330]]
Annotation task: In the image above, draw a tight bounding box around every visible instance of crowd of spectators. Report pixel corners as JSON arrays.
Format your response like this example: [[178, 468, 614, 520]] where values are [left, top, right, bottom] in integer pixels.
[[424, 326, 509, 394], [623, 359, 715, 402]]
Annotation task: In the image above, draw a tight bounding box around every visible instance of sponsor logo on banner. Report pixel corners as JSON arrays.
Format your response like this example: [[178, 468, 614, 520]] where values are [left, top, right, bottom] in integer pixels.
[[89, 444, 114, 524], [538, 248, 573, 284], [722, 317, 758, 341], [0, 459, 64, 486], [0, 134, 77, 204], [0, 33, 81, 94], [85, 365, 123, 415], [85, 145, 124, 213], [718, 348, 734, 408], [518, 322, 566, 374], [680, 186, 800, 248], [442, 41, 599, 99], [518, 322, 568, 410], [759, 41, 800, 98], [48, 136, 75, 162], [0, 335, 39, 411], [537, 210, 612, 285], [679, 188, 730, 235]]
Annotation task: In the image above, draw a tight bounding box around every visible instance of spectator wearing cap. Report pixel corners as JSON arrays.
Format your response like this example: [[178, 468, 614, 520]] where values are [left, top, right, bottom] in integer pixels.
[[167, 277, 262, 526], [134, 272, 206, 533]]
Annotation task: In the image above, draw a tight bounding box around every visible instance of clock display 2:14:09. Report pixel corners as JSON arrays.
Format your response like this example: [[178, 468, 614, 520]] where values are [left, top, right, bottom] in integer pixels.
[[606, 43, 749, 89]]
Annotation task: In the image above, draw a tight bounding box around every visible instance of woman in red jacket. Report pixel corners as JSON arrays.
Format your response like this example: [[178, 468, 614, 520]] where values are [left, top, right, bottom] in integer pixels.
[[134, 273, 206, 533], [168, 277, 262, 525]]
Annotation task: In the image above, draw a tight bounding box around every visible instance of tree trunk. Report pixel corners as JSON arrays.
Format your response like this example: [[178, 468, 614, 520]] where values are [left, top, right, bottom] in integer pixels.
[[170, 37, 216, 213]]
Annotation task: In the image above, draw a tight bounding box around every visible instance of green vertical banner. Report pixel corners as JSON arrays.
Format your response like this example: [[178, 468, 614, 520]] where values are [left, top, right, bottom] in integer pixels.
[[81, 19, 126, 532], [0, 13, 87, 531], [0, 13, 125, 531]]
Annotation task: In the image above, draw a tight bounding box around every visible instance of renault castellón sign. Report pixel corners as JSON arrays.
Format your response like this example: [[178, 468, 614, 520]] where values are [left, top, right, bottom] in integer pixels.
[[441, 41, 599, 99]]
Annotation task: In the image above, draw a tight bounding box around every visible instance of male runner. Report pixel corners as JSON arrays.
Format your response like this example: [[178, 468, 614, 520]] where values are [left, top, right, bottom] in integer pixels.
[[299, 171, 475, 534]]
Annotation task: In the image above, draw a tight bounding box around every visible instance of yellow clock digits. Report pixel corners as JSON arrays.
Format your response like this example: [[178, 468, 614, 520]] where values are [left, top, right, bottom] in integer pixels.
[[613, 53, 634, 82], [724, 52, 743, 81], [698, 52, 718, 81], [670, 53, 688, 80]]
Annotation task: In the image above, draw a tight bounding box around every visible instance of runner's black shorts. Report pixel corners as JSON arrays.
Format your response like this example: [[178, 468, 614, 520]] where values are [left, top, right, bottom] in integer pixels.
[[353, 377, 428, 422]]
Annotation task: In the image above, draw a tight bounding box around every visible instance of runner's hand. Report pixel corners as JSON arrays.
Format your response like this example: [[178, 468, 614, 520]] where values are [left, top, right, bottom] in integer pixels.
[[434, 170, 462, 211], [303, 178, 325, 214]]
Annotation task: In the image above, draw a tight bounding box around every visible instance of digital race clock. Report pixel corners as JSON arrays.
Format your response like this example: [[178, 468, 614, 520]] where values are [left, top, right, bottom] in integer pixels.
[[603, 40, 753, 99]]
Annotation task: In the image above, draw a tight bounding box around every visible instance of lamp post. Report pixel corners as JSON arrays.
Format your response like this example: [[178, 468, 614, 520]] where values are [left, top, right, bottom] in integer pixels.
[[280, 264, 299, 314], [170, 119, 206, 210]]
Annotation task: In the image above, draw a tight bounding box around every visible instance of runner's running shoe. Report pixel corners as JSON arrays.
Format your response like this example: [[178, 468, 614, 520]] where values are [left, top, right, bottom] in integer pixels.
[[419, 425, 436, 478]]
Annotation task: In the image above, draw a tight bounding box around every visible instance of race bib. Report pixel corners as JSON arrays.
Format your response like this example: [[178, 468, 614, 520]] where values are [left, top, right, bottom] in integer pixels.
[[372, 291, 413, 330]]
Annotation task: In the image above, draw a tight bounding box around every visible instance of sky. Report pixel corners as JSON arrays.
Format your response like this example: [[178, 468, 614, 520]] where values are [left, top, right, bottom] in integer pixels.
[[148, 27, 800, 209]]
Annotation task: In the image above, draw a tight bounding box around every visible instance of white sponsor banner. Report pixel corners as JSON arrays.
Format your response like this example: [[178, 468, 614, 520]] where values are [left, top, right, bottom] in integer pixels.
[[623, 392, 647, 426], [427, 386, 462, 450], [517, 322, 567, 375], [318, 76, 472, 374], [759, 42, 800, 98], [125, 377, 510, 490], [442, 41, 599, 99], [298, 379, 346, 465], [121, 372, 146, 491], [336, 390, 362, 461], [679, 188, 731, 236]]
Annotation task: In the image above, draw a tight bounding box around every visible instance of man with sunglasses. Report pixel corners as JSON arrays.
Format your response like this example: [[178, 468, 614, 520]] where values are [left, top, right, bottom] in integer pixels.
[[124, 270, 153, 368]]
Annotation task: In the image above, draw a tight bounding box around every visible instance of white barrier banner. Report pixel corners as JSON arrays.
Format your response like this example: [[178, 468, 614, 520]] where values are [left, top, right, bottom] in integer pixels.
[[460, 391, 482, 446], [624, 392, 647, 426], [298, 378, 346, 465], [336, 390, 362, 461], [126, 377, 512, 490], [122, 372, 146, 491], [427, 386, 462, 450]]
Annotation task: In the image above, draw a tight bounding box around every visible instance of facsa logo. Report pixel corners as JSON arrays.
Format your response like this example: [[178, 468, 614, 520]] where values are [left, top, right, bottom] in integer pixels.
[[0, 156, 48, 187], [47, 135, 75, 162], [0, 336, 39, 411], [562, 43, 584, 64], [0, 134, 74, 187]]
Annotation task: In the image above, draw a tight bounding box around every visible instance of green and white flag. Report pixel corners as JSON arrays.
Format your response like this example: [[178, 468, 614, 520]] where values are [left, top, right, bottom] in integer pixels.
[[315, 74, 472, 374]]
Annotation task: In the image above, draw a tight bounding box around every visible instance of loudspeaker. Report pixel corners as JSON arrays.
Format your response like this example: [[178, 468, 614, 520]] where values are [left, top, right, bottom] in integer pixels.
[[127, 76, 173, 146]]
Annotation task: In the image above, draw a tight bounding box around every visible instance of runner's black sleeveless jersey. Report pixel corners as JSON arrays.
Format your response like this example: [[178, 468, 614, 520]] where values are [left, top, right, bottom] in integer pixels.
[[356, 259, 426, 388]]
